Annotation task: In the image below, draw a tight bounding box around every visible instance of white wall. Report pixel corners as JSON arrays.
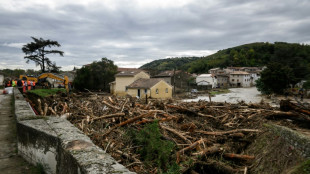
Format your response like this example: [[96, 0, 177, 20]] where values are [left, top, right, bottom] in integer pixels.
[[229, 74, 251, 87], [196, 74, 217, 88]]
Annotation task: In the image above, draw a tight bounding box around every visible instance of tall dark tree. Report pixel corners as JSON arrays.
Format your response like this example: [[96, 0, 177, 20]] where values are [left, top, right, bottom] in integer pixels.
[[256, 62, 295, 94], [74, 58, 118, 91], [22, 37, 64, 73]]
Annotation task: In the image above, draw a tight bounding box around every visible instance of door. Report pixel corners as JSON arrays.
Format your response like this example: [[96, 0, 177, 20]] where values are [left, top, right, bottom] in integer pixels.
[[137, 89, 140, 98]]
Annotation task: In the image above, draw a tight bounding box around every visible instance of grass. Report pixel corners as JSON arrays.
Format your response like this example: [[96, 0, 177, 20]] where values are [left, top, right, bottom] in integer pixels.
[[210, 89, 230, 95], [290, 159, 310, 174], [27, 88, 66, 98]]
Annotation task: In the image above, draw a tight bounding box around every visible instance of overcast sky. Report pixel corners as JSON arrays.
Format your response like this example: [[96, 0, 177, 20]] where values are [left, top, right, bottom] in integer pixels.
[[1, 0, 310, 71]]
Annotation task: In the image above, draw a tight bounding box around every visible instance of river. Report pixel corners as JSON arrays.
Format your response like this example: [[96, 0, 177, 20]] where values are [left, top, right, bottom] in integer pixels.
[[184, 87, 265, 104]]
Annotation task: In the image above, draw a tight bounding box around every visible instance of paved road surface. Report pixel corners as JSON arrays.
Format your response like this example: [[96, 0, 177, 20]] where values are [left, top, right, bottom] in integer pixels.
[[0, 90, 39, 174]]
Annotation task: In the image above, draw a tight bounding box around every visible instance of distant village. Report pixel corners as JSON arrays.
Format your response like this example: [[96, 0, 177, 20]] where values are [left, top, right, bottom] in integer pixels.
[[109, 66, 264, 99]]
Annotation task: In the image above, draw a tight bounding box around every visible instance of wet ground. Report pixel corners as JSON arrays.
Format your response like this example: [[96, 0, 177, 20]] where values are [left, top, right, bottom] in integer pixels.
[[185, 87, 265, 103], [0, 90, 40, 174]]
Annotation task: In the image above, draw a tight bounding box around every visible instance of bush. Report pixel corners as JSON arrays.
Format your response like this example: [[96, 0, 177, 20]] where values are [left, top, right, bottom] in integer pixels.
[[128, 121, 178, 172]]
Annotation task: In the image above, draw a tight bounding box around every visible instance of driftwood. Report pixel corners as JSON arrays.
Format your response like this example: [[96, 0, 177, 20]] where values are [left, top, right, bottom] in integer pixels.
[[192, 144, 222, 156], [29, 92, 303, 174], [161, 125, 192, 144], [102, 100, 120, 110], [37, 99, 44, 115], [176, 139, 206, 163], [92, 113, 125, 121], [196, 129, 260, 136], [115, 150, 141, 164], [280, 100, 310, 116], [43, 103, 48, 116], [194, 160, 240, 174], [48, 107, 57, 116], [102, 111, 155, 137], [167, 104, 199, 116], [265, 111, 310, 122], [223, 153, 255, 161]]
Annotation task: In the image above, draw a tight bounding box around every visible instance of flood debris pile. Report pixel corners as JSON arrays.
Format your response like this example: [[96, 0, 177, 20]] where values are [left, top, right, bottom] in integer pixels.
[[27, 92, 310, 174]]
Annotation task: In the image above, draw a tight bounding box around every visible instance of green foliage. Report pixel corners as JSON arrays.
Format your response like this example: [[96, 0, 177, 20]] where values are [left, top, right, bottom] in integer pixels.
[[256, 79, 272, 95], [140, 57, 200, 71], [257, 63, 294, 94], [140, 42, 310, 78], [291, 159, 310, 174], [303, 80, 310, 89], [0, 69, 26, 78], [22, 37, 64, 73], [73, 58, 117, 91], [163, 163, 181, 174], [28, 89, 66, 98], [129, 121, 176, 172]]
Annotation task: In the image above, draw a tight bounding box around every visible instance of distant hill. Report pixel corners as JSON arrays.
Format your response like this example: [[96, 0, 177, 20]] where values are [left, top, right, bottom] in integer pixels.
[[140, 42, 310, 75], [140, 57, 200, 71]]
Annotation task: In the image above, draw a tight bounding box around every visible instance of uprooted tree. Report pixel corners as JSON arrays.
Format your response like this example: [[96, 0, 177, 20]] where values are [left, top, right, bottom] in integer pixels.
[[73, 58, 118, 92], [22, 37, 64, 73]]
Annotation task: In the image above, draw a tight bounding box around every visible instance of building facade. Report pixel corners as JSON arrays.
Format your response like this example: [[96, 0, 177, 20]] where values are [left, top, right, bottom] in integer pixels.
[[111, 70, 150, 96], [229, 71, 251, 87], [126, 78, 172, 99], [196, 74, 217, 88]]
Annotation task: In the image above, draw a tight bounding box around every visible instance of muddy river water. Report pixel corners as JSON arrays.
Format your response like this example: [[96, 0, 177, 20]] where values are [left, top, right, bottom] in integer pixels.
[[184, 87, 265, 104]]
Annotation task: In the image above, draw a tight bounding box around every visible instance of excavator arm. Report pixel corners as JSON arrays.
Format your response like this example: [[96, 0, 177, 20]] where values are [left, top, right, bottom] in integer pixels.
[[38, 73, 69, 92]]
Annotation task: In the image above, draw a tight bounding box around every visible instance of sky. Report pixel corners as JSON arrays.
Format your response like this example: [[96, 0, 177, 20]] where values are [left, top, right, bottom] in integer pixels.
[[1, 0, 310, 71]]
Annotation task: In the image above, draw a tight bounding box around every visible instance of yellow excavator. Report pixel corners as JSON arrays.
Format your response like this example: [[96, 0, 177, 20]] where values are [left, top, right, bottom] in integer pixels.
[[19, 73, 69, 92]]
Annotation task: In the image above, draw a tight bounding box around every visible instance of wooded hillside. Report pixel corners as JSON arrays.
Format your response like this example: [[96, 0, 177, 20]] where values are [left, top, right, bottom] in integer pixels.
[[140, 42, 310, 76]]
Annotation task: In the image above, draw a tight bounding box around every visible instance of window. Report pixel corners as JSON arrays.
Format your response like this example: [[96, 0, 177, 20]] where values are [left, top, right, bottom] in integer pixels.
[[237, 79, 239, 82], [145, 89, 147, 94], [232, 79, 235, 82], [166, 88, 168, 93], [156, 89, 159, 94]]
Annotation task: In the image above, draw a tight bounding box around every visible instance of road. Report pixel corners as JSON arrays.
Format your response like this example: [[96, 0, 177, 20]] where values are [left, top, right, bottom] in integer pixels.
[[0, 90, 39, 173]]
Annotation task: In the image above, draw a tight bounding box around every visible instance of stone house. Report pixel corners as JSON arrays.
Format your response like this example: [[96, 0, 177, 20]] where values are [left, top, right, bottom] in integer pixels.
[[153, 70, 191, 89], [215, 74, 229, 88], [126, 78, 172, 99], [110, 70, 150, 96], [229, 71, 251, 87]]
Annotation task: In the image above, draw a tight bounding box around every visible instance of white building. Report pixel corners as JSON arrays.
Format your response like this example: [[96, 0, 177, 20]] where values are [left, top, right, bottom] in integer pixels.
[[229, 71, 251, 87], [196, 74, 217, 88]]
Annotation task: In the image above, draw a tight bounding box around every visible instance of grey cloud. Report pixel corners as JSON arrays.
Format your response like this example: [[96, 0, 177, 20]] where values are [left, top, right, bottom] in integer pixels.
[[0, 0, 310, 70]]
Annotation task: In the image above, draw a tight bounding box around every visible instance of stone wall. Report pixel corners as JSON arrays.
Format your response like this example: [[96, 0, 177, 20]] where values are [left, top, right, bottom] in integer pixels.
[[13, 88, 135, 174]]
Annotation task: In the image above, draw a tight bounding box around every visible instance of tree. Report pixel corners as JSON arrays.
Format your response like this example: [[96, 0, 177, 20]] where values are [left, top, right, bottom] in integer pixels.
[[22, 37, 64, 73], [257, 62, 295, 94], [74, 58, 118, 91]]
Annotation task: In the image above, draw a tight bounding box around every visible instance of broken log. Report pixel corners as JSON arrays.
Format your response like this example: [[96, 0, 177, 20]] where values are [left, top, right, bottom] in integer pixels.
[[102, 111, 155, 137], [196, 129, 260, 136], [176, 139, 206, 164], [167, 104, 198, 116], [37, 99, 44, 115], [92, 113, 125, 121], [160, 125, 192, 144], [192, 144, 223, 156], [223, 153, 255, 161], [264, 111, 310, 122], [102, 100, 120, 110], [280, 100, 310, 116]]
